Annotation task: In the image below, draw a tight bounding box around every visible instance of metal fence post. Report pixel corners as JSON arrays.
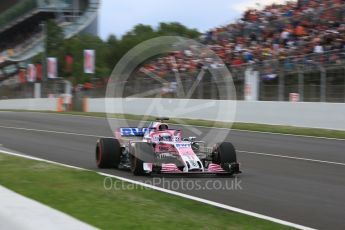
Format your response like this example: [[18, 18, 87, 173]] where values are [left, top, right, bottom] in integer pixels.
[[278, 71, 285, 101], [343, 67, 345, 102], [259, 72, 263, 100], [298, 67, 304, 102], [211, 80, 217, 99], [41, 22, 47, 77], [198, 82, 203, 99], [320, 66, 326, 102]]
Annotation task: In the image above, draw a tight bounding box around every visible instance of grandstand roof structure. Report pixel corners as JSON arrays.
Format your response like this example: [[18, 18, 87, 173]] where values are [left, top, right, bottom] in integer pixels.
[[0, 0, 100, 64]]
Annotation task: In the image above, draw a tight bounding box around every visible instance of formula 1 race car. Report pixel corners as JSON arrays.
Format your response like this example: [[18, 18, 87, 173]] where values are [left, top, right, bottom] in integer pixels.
[[96, 118, 240, 176]]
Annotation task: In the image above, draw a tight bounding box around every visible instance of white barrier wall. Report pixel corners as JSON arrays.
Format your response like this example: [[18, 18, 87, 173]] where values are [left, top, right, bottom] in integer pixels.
[[0, 98, 343, 130], [88, 98, 345, 131], [0, 98, 57, 111], [89, 98, 237, 123], [235, 101, 345, 130]]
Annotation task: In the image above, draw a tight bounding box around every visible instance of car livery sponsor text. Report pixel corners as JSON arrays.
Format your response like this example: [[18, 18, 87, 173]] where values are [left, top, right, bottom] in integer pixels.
[[175, 143, 191, 148], [120, 128, 148, 136]]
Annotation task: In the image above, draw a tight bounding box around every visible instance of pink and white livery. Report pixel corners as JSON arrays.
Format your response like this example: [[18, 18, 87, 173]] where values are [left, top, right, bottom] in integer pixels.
[[96, 118, 241, 176]]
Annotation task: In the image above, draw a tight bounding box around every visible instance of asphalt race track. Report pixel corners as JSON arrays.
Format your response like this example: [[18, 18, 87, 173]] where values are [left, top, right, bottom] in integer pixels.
[[0, 111, 344, 229]]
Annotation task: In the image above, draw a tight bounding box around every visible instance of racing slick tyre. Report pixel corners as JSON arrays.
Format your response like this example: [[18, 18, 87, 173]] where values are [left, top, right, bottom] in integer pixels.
[[130, 142, 154, 176], [212, 142, 239, 174], [96, 138, 122, 169]]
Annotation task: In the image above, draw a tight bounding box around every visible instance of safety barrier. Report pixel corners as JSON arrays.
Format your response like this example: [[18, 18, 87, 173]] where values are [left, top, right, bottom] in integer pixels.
[[86, 98, 345, 131], [0, 98, 344, 131], [0, 98, 57, 111]]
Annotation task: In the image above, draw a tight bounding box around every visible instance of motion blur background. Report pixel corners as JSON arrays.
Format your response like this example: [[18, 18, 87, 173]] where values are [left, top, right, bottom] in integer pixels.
[[0, 0, 344, 109]]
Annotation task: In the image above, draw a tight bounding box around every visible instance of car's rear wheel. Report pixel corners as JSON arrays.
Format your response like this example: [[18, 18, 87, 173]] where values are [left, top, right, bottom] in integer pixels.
[[130, 142, 154, 176], [96, 138, 122, 168]]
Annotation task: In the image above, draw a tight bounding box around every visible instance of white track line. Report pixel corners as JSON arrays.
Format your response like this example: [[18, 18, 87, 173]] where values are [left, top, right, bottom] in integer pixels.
[[0, 124, 343, 167], [0, 185, 97, 230], [0, 149, 87, 171], [0, 124, 110, 138], [0, 149, 315, 230], [230, 128, 345, 141], [238, 150, 345, 166], [98, 172, 315, 230], [5, 111, 345, 141], [170, 122, 345, 141]]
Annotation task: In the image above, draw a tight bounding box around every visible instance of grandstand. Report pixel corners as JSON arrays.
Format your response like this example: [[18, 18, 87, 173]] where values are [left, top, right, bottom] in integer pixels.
[[0, 0, 344, 102], [0, 0, 99, 98], [138, 0, 345, 102], [0, 0, 99, 63]]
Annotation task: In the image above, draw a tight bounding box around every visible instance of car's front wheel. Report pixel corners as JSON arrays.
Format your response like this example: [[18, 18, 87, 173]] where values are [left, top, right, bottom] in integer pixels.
[[212, 142, 239, 174], [130, 142, 154, 176]]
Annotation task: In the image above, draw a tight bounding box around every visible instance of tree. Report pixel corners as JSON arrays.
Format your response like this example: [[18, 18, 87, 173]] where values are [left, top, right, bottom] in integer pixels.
[[46, 19, 64, 56], [62, 34, 110, 84], [106, 35, 121, 71], [157, 22, 200, 38], [30, 21, 201, 84]]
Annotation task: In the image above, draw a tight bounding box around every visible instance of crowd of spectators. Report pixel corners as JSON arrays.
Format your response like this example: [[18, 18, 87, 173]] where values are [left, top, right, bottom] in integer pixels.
[[141, 0, 345, 78]]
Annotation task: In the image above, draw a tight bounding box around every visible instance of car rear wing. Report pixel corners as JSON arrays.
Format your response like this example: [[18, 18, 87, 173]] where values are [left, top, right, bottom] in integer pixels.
[[117, 128, 149, 137], [114, 128, 149, 146]]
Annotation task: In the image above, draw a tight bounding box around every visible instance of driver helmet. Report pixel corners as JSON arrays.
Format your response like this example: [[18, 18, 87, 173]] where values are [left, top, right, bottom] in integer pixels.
[[159, 124, 168, 131], [159, 133, 172, 141]]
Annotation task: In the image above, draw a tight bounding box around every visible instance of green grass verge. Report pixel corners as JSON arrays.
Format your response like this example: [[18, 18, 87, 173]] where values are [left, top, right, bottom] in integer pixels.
[[0, 153, 293, 230], [2, 109, 345, 139]]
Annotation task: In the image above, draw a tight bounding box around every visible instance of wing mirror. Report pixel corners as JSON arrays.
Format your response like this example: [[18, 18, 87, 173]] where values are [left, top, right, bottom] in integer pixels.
[[188, 136, 196, 142]]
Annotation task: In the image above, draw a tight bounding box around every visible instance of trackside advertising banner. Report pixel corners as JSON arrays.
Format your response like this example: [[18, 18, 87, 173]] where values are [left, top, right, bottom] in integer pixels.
[[47, 57, 57, 79], [84, 49, 95, 74], [27, 64, 36, 82]]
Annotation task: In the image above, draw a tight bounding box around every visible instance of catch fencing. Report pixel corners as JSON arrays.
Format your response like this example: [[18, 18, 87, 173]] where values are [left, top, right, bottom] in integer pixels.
[[0, 50, 344, 102]]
